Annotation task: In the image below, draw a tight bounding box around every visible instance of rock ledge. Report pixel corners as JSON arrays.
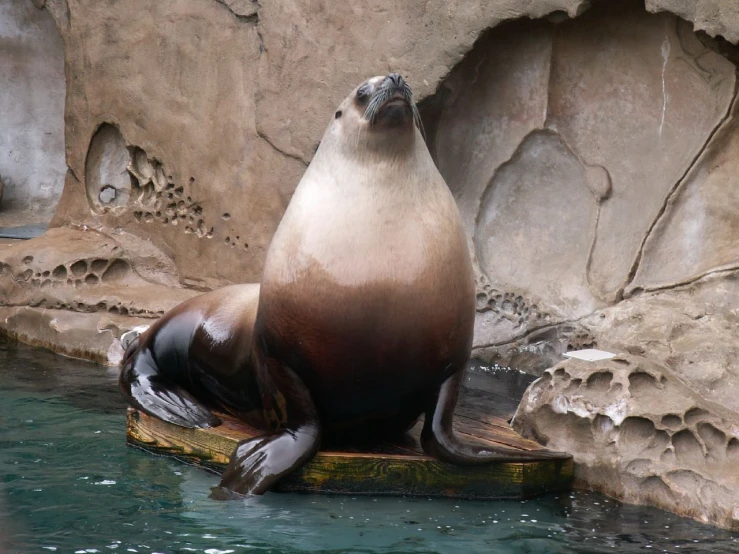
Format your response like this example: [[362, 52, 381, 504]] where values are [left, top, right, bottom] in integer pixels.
[[513, 354, 739, 530]]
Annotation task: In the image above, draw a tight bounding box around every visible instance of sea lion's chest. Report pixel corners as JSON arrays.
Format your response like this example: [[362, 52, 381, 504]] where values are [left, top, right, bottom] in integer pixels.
[[260, 175, 474, 377], [269, 177, 465, 290], [257, 151, 475, 422]]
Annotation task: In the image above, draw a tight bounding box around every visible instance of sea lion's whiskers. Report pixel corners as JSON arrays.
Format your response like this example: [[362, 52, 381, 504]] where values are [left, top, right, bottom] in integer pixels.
[[364, 87, 393, 123], [400, 86, 425, 140], [363, 83, 425, 140], [411, 102, 426, 141]]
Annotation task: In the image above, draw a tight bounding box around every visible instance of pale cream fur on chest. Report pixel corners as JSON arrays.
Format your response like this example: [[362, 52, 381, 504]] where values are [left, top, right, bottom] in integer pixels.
[[269, 153, 461, 288]]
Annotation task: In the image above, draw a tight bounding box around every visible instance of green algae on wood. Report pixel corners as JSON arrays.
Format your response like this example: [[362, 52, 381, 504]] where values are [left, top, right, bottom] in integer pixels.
[[126, 408, 572, 500]]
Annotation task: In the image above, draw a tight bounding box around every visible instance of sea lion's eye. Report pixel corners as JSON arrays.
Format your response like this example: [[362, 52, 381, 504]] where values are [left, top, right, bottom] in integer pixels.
[[356, 85, 371, 103], [335, 110, 342, 119]]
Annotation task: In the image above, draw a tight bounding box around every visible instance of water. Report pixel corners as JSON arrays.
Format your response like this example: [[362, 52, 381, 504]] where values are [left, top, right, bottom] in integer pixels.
[[1, 338, 737, 553], [0, 224, 47, 239]]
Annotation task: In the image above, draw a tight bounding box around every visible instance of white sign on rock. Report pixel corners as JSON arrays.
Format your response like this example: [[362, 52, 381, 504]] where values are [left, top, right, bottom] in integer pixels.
[[563, 349, 616, 362]]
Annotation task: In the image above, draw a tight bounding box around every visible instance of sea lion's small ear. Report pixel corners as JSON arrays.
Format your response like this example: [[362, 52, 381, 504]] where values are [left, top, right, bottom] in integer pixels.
[[335, 110, 343, 119]]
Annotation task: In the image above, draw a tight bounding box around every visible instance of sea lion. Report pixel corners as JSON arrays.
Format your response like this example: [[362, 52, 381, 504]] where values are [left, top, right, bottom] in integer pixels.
[[120, 73, 563, 497], [120, 284, 260, 430]]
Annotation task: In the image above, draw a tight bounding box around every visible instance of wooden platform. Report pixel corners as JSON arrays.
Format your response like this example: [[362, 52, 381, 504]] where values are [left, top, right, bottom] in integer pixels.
[[126, 397, 573, 500]]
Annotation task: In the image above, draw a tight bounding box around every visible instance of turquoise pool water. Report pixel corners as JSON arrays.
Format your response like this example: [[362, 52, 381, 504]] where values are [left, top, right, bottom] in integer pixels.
[[1, 338, 737, 553]]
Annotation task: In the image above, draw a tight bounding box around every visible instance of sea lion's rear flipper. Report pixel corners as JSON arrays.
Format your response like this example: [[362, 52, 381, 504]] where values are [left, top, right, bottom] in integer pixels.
[[421, 369, 570, 464], [212, 423, 320, 496], [119, 347, 221, 429]]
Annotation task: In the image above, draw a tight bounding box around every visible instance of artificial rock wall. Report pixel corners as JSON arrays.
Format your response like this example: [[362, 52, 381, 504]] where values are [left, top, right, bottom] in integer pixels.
[[424, 1, 739, 369], [3, 0, 739, 528], [7, 0, 735, 360]]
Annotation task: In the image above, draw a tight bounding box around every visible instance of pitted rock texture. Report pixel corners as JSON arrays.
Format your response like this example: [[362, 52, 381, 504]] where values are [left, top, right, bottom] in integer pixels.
[[581, 271, 739, 417], [0, 227, 196, 319], [86, 127, 220, 243], [513, 354, 739, 530], [0, 227, 198, 363]]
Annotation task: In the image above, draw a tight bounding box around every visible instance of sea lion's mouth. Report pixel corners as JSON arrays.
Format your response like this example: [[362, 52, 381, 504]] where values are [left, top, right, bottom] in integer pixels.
[[380, 91, 411, 109], [363, 75, 424, 137], [375, 99, 412, 128], [363, 85, 412, 123]]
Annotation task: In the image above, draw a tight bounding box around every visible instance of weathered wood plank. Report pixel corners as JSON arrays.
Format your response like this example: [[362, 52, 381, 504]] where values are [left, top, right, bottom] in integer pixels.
[[126, 408, 573, 500], [454, 415, 553, 452]]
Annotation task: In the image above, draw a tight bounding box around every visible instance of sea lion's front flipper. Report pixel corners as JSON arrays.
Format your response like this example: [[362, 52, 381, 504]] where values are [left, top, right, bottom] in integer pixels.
[[421, 369, 568, 464], [212, 349, 322, 496], [119, 346, 221, 429], [213, 423, 321, 496]]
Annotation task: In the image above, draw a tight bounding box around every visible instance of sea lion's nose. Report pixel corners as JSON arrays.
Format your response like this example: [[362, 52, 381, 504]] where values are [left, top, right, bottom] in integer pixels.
[[385, 73, 404, 88]]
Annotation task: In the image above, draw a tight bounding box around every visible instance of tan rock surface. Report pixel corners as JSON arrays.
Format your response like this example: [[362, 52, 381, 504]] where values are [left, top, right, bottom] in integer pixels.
[[46, 0, 305, 288], [582, 273, 739, 416], [0, 227, 196, 314], [428, 1, 737, 356], [18, 0, 739, 332], [514, 354, 739, 529], [647, 0, 739, 44], [0, 227, 198, 364], [630, 95, 739, 292], [0, 306, 150, 366], [547, 6, 735, 302], [476, 130, 599, 319], [37, 0, 596, 290], [254, 0, 591, 163]]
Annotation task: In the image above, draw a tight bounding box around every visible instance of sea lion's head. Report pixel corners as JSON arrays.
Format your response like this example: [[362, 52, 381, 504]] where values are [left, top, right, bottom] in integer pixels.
[[325, 73, 424, 156]]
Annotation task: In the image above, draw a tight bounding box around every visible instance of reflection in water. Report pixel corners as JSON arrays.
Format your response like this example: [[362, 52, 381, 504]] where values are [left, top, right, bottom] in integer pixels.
[[0, 337, 737, 553]]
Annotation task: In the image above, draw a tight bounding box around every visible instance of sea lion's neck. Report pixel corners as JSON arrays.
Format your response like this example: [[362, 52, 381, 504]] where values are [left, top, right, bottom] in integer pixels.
[[314, 129, 432, 191], [327, 124, 418, 163], [264, 125, 460, 287]]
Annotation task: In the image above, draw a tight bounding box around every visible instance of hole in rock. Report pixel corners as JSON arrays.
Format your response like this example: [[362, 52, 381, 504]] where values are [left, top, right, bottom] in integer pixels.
[[661, 414, 683, 429], [99, 185, 117, 204], [586, 371, 613, 391], [85, 124, 132, 213], [628, 371, 658, 394], [672, 429, 704, 463], [70, 260, 87, 277], [90, 259, 108, 274], [51, 265, 67, 280], [101, 259, 130, 282], [684, 407, 710, 426]]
